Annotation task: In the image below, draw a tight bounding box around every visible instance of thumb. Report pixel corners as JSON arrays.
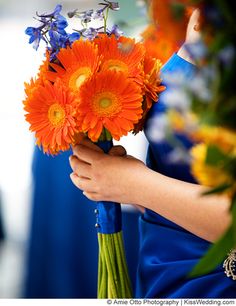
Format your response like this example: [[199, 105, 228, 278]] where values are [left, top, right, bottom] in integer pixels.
[[109, 145, 127, 157]]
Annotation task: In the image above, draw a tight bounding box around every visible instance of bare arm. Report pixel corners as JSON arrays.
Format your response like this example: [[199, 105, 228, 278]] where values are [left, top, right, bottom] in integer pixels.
[[138, 166, 231, 243], [69, 143, 231, 243]]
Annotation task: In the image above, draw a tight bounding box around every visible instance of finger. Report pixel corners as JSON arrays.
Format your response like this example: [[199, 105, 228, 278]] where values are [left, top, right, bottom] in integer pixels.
[[70, 173, 95, 192], [69, 155, 91, 178], [73, 132, 87, 144], [73, 144, 103, 164], [109, 145, 127, 157], [74, 138, 103, 153], [83, 191, 102, 202]]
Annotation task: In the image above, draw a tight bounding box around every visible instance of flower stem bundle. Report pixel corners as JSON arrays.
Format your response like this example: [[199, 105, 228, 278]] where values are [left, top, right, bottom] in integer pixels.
[[98, 232, 132, 298]]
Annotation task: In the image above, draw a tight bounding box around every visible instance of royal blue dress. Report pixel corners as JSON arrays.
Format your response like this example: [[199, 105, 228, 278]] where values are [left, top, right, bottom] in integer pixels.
[[24, 148, 140, 298], [136, 54, 236, 298]]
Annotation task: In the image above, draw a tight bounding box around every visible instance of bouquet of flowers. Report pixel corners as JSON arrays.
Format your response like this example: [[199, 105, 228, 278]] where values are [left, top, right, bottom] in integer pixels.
[[23, 1, 165, 298]]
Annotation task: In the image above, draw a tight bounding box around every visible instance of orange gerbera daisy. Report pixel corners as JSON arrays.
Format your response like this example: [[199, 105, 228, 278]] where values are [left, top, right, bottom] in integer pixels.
[[94, 34, 145, 85], [37, 50, 51, 80], [141, 24, 178, 64], [133, 54, 166, 134], [24, 79, 79, 154], [151, 0, 195, 46], [23, 78, 38, 106], [45, 39, 101, 92], [143, 54, 165, 104], [77, 70, 143, 141]]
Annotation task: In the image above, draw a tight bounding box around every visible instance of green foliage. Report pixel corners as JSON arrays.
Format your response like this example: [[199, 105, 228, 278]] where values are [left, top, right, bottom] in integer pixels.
[[205, 145, 229, 167], [189, 225, 234, 277], [202, 183, 232, 196], [190, 195, 236, 277]]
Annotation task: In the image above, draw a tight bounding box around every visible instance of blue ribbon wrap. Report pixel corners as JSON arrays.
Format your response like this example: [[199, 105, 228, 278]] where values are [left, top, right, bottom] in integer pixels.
[[95, 140, 122, 234]]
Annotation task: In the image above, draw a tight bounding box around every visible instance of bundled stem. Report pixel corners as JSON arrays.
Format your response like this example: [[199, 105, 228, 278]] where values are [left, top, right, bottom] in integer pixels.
[[97, 231, 133, 298]]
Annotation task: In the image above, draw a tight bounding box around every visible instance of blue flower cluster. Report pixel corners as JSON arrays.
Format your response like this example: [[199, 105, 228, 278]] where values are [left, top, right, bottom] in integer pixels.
[[25, 2, 122, 60], [25, 5, 80, 60], [67, 0, 122, 40], [68, 0, 119, 23]]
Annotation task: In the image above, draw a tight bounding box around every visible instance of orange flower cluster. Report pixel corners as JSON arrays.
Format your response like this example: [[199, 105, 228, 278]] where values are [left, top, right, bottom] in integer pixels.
[[24, 35, 165, 154], [141, 1, 200, 67], [141, 24, 178, 64], [151, 0, 195, 46]]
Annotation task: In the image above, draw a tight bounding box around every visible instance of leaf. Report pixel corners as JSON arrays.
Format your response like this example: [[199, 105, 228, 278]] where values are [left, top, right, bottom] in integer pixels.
[[105, 128, 112, 141], [189, 226, 234, 277], [205, 145, 229, 166], [202, 183, 232, 196], [224, 158, 236, 179]]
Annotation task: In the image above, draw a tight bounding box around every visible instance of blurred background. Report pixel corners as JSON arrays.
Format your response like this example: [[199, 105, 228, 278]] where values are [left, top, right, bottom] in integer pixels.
[[0, 0, 148, 298]]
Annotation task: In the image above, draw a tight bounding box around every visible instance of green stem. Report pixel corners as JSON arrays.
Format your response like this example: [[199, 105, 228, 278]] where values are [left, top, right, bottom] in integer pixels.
[[106, 236, 117, 284], [117, 232, 132, 297], [103, 235, 118, 297], [97, 234, 103, 296], [104, 7, 109, 34], [113, 234, 126, 297], [97, 232, 133, 298], [98, 234, 108, 298]]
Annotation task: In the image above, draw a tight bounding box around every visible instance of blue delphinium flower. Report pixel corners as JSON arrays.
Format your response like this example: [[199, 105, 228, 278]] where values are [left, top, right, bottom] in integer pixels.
[[79, 9, 94, 23], [81, 27, 98, 40], [25, 5, 81, 60], [68, 32, 81, 43], [26, 2, 121, 60], [48, 30, 67, 49], [103, 0, 120, 11], [108, 24, 123, 38], [53, 15, 68, 33], [25, 26, 44, 50], [36, 4, 63, 18], [92, 8, 105, 21], [68, 9, 94, 23]]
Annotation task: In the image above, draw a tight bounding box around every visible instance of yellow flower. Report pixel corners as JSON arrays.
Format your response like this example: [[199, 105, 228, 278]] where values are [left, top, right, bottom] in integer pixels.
[[190, 126, 236, 194], [191, 143, 232, 187], [193, 126, 236, 154]]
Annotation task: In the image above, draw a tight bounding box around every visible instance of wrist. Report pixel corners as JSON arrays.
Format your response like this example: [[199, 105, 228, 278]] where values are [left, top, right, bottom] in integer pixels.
[[133, 166, 159, 209], [125, 163, 150, 207]]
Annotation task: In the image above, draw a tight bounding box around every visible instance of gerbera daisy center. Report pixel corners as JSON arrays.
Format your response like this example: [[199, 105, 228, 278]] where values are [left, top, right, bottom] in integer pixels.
[[100, 98, 112, 108], [69, 67, 92, 90], [48, 103, 66, 127], [93, 92, 121, 117], [102, 59, 128, 74]]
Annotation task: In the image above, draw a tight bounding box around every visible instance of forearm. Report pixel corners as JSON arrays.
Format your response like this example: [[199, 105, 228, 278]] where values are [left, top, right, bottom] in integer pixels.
[[134, 167, 231, 243]]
